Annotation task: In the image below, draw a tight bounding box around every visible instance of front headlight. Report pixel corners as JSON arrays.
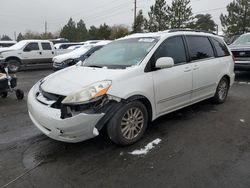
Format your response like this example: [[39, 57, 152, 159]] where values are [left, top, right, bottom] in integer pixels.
[[63, 59, 74, 65], [62, 80, 112, 105]]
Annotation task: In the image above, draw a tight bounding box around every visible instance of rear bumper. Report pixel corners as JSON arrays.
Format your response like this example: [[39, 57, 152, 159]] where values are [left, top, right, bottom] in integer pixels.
[[235, 61, 250, 71], [27, 84, 105, 143]]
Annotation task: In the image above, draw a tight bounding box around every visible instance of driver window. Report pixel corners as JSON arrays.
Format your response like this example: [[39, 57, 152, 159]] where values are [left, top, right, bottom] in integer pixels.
[[154, 36, 187, 65], [24, 43, 39, 51]]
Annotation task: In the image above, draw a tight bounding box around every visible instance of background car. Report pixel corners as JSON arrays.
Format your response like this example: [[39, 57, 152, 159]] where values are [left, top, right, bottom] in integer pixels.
[[0, 40, 72, 72], [52, 40, 111, 71], [0, 41, 17, 48], [54, 42, 81, 49], [229, 33, 250, 71]]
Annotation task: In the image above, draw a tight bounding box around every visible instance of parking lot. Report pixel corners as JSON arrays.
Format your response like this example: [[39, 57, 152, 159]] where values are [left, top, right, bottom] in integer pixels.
[[0, 69, 250, 188]]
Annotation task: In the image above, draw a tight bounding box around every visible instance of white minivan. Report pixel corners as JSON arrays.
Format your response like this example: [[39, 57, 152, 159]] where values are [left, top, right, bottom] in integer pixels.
[[27, 30, 235, 145]]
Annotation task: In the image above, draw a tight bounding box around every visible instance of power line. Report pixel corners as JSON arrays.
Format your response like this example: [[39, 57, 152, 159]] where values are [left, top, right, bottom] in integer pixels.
[[194, 7, 226, 14], [45, 21, 47, 34], [49, 1, 130, 25], [49, 0, 126, 23]]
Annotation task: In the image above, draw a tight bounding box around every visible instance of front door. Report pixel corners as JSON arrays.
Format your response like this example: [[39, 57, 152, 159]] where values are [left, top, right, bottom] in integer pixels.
[[152, 36, 193, 116], [21, 42, 42, 65]]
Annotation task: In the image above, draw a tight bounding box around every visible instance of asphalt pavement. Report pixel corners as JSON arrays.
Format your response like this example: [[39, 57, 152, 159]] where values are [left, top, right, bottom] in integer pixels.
[[0, 70, 250, 188]]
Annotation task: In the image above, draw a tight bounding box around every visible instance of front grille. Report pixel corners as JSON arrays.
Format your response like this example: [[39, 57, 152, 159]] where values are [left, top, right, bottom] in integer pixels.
[[232, 50, 250, 58], [41, 90, 62, 101], [36, 85, 65, 108]]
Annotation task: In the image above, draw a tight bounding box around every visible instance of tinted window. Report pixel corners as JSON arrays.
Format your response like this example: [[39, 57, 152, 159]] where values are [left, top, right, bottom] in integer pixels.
[[186, 36, 214, 61], [154, 36, 187, 65], [24, 42, 39, 51], [42, 43, 52, 50], [211, 38, 230, 57]]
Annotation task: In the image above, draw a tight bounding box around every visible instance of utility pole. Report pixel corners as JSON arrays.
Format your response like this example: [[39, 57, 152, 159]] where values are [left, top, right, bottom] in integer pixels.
[[134, 0, 137, 25], [45, 21, 48, 34], [14, 31, 16, 41]]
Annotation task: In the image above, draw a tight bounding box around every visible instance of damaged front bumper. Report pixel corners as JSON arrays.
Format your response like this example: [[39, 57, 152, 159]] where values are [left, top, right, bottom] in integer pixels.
[[27, 83, 120, 143]]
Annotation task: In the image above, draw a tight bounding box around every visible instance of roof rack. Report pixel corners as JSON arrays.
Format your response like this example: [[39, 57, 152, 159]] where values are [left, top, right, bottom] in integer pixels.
[[167, 28, 216, 35]]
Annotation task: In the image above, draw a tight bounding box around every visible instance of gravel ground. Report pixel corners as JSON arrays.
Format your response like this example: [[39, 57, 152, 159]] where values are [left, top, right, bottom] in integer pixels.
[[0, 70, 250, 188]]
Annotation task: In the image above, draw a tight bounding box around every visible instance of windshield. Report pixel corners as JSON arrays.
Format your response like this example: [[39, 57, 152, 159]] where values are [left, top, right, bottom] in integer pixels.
[[233, 34, 250, 45], [84, 37, 158, 68], [8, 41, 28, 50]]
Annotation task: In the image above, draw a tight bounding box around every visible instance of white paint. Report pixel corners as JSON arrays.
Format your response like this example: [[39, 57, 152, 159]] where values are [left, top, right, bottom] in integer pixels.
[[240, 119, 245, 123], [129, 138, 162, 155]]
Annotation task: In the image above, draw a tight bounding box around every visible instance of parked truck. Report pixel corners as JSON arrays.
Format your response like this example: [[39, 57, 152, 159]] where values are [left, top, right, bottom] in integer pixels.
[[0, 40, 71, 73]]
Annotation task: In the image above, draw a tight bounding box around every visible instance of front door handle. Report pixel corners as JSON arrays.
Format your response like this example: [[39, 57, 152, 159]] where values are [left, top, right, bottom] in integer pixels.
[[39, 52, 42, 55], [193, 65, 199, 70], [184, 67, 191, 72]]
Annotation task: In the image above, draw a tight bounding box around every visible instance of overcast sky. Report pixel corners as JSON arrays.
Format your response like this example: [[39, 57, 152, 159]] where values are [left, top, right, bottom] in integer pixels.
[[1, 0, 232, 40]]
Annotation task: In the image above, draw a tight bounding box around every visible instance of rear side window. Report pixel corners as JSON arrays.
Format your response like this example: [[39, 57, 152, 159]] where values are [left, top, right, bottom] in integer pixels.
[[154, 36, 187, 65], [24, 42, 39, 51], [211, 38, 230, 57], [186, 36, 214, 61], [42, 43, 52, 50]]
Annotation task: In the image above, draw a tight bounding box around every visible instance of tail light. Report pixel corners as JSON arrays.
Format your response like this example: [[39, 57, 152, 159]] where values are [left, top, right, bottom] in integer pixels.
[[232, 55, 235, 63]]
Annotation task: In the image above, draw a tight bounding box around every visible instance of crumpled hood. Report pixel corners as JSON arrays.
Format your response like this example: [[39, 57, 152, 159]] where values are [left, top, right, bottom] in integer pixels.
[[229, 44, 250, 51], [41, 66, 126, 96], [53, 47, 91, 62]]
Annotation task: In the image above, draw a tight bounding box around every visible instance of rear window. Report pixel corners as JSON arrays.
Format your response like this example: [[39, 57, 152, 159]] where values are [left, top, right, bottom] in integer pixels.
[[186, 36, 214, 61], [211, 38, 230, 57], [42, 43, 52, 50]]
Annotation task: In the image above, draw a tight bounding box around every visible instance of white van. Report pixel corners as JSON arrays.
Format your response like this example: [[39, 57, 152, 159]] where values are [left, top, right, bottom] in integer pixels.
[[27, 30, 235, 145]]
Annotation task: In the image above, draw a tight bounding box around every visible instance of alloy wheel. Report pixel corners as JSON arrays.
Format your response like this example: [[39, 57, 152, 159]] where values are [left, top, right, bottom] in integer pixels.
[[121, 107, 144, 140]]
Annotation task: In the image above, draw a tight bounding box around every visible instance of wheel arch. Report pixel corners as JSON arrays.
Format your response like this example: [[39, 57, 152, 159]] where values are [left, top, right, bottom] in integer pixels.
[[125, 95, 153, 122], [221, 74, 231, 86], [5, 56, 22, 64]]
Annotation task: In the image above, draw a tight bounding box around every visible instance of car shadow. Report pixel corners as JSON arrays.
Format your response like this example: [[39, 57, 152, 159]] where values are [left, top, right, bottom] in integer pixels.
[[235, 71, 250, 82]]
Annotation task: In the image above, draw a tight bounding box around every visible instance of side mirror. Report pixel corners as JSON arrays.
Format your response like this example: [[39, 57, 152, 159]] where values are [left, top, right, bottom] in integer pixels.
[[155, 57, 174, 69]]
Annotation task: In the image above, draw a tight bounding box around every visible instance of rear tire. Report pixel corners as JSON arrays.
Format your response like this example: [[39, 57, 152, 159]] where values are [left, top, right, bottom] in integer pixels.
[[7, 59, 20, 73], [107, 101, 148, 146], [213, 77, 229, 104]]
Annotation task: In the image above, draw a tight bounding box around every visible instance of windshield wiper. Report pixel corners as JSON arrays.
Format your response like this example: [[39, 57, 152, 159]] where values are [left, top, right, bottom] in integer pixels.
[[86, 65, 103, 68]]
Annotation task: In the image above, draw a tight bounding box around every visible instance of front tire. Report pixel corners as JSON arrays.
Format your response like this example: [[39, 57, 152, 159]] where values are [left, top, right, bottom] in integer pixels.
[[7, 59, 21, 73], [213, 77, 229, 104], [107, 101, 148, 146]]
